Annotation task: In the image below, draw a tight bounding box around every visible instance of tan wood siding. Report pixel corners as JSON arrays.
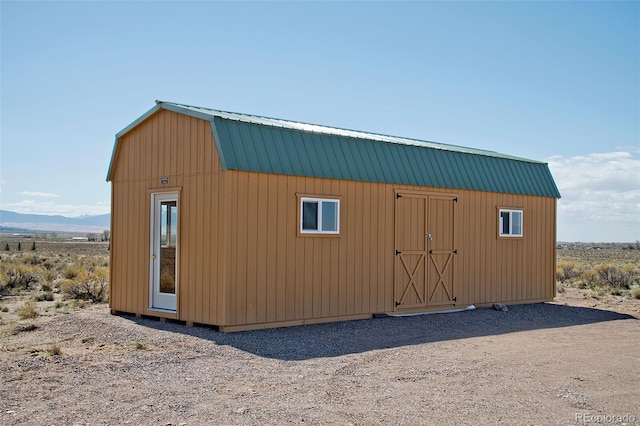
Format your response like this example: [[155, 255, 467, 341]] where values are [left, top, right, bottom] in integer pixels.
[[110, 110, 225, 325], [222, 170, 556, 327]]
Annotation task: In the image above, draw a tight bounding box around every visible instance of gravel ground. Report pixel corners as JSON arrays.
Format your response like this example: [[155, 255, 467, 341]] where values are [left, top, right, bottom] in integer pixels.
[[1, 289, 638, 425]]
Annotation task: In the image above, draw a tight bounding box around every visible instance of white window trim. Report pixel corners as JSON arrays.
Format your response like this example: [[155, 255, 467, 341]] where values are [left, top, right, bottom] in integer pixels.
[[300, 197, 340, 235], [499, 208, 523, 237]]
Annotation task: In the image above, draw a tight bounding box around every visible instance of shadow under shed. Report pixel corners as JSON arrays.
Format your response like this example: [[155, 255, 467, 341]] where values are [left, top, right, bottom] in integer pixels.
[[127, 303, 636, 361]]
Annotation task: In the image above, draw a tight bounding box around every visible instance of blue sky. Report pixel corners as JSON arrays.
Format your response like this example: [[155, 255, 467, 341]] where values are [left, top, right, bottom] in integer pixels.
[[1, 1, 638, 242]]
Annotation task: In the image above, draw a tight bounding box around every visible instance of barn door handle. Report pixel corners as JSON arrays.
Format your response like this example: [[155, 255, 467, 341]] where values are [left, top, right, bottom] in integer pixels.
[[152, 254, 157, 260], [426, 233, 432, 240]]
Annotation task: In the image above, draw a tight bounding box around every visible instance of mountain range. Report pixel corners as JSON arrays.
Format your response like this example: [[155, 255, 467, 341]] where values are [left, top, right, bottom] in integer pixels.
[[0, 210, 110, 233]]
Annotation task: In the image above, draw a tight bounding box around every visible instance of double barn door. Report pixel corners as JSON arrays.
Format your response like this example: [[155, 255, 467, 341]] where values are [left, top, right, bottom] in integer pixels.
[[394, 191, 457, 310]]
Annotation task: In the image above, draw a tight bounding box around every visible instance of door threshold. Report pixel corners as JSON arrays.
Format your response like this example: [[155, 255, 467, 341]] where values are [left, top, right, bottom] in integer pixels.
[[149, 308, 177, 314]]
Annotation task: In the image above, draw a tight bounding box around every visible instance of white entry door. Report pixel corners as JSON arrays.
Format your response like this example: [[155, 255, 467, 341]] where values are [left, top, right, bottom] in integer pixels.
[[150, 193, 178, 311]]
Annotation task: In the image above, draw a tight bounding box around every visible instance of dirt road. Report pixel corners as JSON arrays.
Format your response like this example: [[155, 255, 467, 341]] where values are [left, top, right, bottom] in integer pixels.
[[1, 289, 638, 425]]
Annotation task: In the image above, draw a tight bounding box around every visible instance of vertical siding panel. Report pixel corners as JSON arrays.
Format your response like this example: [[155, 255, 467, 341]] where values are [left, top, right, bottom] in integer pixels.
[[469, 190, 477, 304], [266, 174, 278, 323], [345, 181, 356, 314], [493, 192, 501, 303], [202, 174, 212, 324], [169, 114, 177, 177], [127, 131, 136, 183], [369, 184, 380, 311], [471, 191, 481, 304], [537, 198, 544, 300], [178, 177, 187, 317], [194, 175, 205, 323], [113, 182, 123, 311], [527, 198, 536, 301], [371, 184, 388, 312], [185, 175, 194, 321], [236, 172, 249, 325], [276, 176, 288, 322], [117, 181, 125, 312], [134, 182, 144, 312], [385, 185, 395, 311], [217, 172, 228, 325], [353, 181, 363, 314], [287, 176, 298, 320], [203, 121, 213, 173], [176, 115, 184, 176], [245, 173, 259, 324], [227, 172, 238, 324], [338, 179, 349, 316], [457, 191, 466, 305], [129, 181, 138, 312], [256, 173, 269, 324], [197, 119, 205, 175], [361, 182, 371, 314], [182, 115, 191, 183]]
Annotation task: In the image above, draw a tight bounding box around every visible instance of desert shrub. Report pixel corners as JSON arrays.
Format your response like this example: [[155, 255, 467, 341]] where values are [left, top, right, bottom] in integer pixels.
[[60, 267, 109, 303], [590, 264, 639, 290], [62, 266, 82, 280], [46, 345, 62, 356], [632, 287, 640, 300], [69, 300, 86, 309], [556, 261, 581, 284], [556, 283, 565, 293], [2, 263, 40, 290], [16, 300, 39, 319], [135, 341, 149, 350], [24, 254, 42, 266], [34, 291, 54, 302]]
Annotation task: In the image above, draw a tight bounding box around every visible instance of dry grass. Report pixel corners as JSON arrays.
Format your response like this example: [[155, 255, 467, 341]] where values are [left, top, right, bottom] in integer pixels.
[[15, 301, 39, 319], [557, 247, 640, 298]]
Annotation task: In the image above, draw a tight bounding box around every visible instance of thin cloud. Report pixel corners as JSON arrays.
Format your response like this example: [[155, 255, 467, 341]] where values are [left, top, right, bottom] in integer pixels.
[[547, 151, 640, 241], [20, 191, 59, 198]]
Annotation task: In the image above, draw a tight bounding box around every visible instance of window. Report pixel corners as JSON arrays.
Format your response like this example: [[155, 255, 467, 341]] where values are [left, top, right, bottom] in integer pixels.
[[499, 209, 523, 237], [300, 197, 340, 234]]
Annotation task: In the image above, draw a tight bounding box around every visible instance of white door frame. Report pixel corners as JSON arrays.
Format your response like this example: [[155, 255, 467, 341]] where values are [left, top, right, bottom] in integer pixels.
[[149, 192, 179, 312]]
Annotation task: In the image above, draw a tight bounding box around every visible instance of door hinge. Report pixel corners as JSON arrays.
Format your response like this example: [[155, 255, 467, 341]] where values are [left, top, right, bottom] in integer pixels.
[[396, 193, 402, 199], [453, 197, 458, 203], [395, 250, 402, 255], [453, 296, 457, 302], [395, 301, 401, 307], [429, 249, 433, 254], [453, 249, 458, 254]]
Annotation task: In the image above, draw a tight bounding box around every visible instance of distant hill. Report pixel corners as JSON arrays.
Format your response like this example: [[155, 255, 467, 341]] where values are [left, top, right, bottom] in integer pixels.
[[0, 210, 110, 233]]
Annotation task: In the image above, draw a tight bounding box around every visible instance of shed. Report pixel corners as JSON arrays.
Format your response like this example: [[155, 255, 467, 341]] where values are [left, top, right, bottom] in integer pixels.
[[106, 101, 561, 331]]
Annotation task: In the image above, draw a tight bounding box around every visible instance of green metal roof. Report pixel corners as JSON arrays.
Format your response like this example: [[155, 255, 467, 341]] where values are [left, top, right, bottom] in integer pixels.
[[108, 101, 561, 198]]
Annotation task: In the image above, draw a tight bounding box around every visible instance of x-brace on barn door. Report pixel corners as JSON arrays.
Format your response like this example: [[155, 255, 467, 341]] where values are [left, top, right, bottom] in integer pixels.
[[394, 191, 457, 310]]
